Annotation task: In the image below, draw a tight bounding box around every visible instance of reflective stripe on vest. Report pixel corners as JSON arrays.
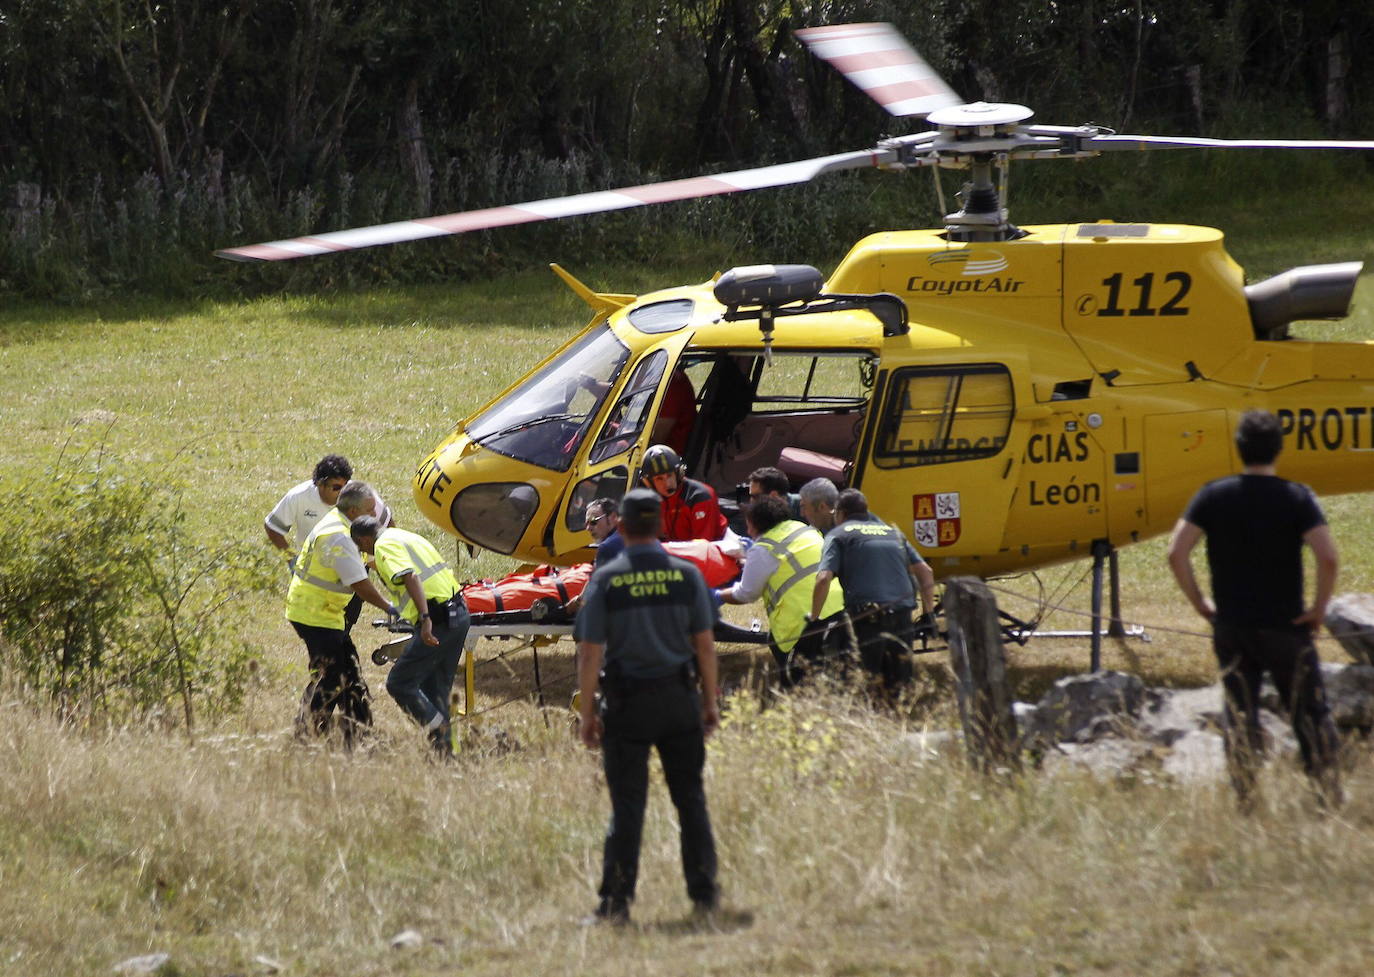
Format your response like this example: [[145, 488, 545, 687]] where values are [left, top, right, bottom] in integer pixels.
[[375, 529, 459, 623], [292, 519, 353, 595], [755, 524, 815, 614], [391, 539, 446, 618], [285, 509, 355, 628], [755, 520, 843, 653]]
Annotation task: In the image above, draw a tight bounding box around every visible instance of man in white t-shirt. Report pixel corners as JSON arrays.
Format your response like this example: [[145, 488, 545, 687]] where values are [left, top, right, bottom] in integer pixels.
[[264, 455, 354, 560]]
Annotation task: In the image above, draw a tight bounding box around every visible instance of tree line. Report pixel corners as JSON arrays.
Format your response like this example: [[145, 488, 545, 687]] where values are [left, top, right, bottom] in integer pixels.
[[2, 0, 1371, 295]]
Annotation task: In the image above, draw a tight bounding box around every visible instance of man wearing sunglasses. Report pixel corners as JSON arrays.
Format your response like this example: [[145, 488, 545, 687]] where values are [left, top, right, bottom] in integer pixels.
[[586, 497, 625, 568], [264, 454, 354, 565]]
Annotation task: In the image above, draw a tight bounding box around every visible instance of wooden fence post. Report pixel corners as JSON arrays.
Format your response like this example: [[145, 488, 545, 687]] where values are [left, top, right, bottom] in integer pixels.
[[945, 576, 1020, 773]]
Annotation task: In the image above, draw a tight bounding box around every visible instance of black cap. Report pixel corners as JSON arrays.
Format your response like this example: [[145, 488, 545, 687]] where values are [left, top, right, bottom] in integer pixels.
[[619, 487, 662, 520]]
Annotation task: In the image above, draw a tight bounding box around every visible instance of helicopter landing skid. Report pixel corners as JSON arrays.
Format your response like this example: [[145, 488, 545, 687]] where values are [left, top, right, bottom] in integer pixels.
[[997, 541, 1152, 669], [1026, 625, 1150, 643], [998, 609, 1037, 647]]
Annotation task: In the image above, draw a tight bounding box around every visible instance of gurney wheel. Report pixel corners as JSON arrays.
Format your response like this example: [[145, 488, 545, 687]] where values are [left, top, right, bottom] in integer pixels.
[[530, 597, 561, 622]]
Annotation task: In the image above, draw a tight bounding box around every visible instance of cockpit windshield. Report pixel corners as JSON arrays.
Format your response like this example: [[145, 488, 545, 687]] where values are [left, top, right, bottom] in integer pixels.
[[466, 324, 630, 471]]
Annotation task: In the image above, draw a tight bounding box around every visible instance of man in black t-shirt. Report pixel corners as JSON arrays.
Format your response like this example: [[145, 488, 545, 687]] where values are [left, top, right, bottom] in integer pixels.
[[1167, 409, 1341, 807]]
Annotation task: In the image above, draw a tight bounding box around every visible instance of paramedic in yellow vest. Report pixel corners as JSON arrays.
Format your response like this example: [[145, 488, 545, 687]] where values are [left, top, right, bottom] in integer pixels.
[[716, 495, 846, 688], [351, 516, 470, 755], [286, 481, 399, 744]]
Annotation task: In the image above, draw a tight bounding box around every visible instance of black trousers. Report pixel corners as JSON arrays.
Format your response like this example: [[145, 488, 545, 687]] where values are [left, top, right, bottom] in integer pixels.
[[291, 620, 373, 742], [343, 592, 362, 632], [599, 679, 718, 911], [850, 605, 916, 692], [770, 610, 849, 689], [1213, 621, 1341, 800]]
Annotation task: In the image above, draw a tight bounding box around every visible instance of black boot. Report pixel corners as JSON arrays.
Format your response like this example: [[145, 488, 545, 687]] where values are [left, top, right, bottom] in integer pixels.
[[428, 722, 453, 758]]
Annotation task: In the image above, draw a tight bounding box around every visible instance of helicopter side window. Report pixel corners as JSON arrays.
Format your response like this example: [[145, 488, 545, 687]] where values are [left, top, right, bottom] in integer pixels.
[[564, 466, 630, 532], [465, 324, 629, 472], [876, 364, 1013, 468], [749, 352, 874, 412], [587, 349, 668, 464]]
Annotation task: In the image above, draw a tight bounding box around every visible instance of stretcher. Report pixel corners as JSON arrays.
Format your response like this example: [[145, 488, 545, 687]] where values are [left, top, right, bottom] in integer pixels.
[[368, 541, 770, 728], [369, 611, 769, 734], [372, 612, 769, 663]]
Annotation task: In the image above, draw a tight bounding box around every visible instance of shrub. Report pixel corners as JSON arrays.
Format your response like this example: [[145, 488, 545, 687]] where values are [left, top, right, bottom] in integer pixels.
[[0, 451, 275, 730]]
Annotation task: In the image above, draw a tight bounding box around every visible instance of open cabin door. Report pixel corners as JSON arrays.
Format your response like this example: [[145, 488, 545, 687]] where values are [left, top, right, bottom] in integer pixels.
[[691, 349, 877, 494], [549, 331, 695, 560], [855, 350, 1036, 576]]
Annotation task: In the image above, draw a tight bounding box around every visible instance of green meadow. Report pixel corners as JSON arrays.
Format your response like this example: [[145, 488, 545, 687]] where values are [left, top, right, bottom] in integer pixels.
[[4, 210, 1374, 975]]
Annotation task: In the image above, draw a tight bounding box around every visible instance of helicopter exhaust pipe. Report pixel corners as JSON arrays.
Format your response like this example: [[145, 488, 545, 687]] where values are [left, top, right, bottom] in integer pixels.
[[1245, 261, 1364, 340]]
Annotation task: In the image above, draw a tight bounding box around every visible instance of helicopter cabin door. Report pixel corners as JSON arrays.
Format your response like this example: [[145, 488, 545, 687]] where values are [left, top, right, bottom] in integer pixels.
[[856, 353, 1035, 576], [549, 331, 695, 560], [1141, 408, 1233, 537]]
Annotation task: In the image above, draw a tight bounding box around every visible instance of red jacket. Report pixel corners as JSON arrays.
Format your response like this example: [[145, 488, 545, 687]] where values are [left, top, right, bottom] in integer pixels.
[[660, 478, 728, 542]]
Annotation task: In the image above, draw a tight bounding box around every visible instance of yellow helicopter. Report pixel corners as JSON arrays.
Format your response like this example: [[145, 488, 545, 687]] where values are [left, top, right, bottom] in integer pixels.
[[219, 22, 1374, 656]]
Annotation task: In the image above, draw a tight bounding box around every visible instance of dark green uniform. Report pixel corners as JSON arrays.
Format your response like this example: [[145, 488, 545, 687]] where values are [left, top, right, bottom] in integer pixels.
[[820, 513, 925, 690], [575, 541, 719, 917]]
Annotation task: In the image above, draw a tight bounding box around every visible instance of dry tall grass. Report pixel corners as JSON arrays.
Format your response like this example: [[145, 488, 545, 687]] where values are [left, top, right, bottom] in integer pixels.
[[5, 667, 1374, 977]]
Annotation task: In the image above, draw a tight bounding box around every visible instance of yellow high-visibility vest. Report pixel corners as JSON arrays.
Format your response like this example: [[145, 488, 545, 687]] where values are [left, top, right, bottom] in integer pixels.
[[756, 519, 844, 653], [285, 508, 356, 629], [373, 527, 460, 624]]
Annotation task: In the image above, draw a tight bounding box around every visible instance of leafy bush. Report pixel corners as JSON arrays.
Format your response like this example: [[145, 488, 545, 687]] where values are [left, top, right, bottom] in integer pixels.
[[0, 452, 275, 729]]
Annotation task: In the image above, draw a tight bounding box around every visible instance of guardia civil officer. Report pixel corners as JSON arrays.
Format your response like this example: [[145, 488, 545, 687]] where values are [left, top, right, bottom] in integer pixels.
[[576, 488, 720, 924], [810, 488, 937, 695], [286, 481, 399, 745], [350, 516, 470, 756]]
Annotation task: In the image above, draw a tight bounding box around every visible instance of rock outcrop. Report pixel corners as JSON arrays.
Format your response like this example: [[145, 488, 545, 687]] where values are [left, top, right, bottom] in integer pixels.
[[1014, 663, 1369, 782]]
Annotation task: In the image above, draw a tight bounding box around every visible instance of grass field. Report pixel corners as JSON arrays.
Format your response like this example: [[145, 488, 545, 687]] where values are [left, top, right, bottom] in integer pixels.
[[3, 216, 1374, 975]]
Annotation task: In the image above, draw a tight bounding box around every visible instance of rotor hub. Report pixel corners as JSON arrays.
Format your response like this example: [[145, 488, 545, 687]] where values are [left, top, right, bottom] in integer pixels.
[[926, 101, 1033, 130]]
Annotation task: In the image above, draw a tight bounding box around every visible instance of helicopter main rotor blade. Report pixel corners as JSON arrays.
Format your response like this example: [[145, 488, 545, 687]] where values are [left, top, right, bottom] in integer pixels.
[[1087, 134, 1374, 152], [796, 22, 960, 118], [215, 149, 894, 262]]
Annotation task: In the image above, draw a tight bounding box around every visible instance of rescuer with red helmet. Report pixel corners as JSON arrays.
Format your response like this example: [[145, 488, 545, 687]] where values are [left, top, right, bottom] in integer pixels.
[[639, 444, 729, 543]]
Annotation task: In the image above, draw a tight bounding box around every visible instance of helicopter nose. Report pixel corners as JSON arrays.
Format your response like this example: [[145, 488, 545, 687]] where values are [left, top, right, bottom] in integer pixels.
[[450, 481, 541, 554]]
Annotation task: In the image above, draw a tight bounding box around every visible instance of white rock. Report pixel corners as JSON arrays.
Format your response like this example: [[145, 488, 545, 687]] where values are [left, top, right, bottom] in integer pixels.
[[113, 954, 170, 975], [1323, 663, 1374, 729], [1042, 738, 1157, 780], [1325, 594, 1374, 664], [1137, 685, 1224, 745], [895, 729, 956, 760], [1161, 730, 1226, 783], [1026, 670, 1145, 746]]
